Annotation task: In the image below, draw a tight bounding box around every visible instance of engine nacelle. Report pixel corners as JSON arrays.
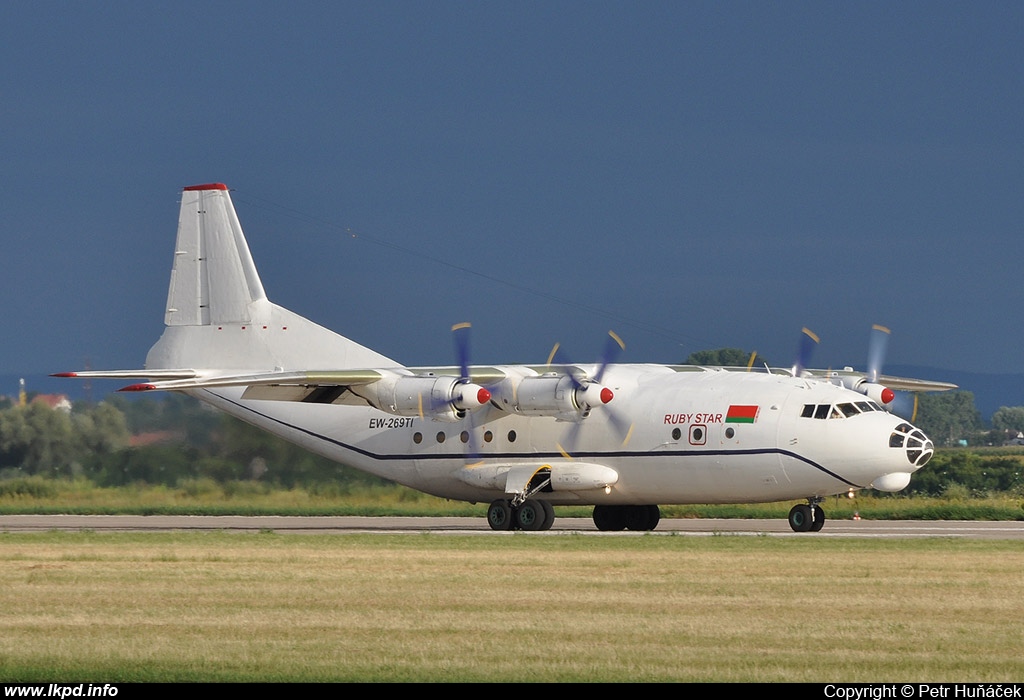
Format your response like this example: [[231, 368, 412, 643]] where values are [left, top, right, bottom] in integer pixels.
[[832, 376, 895, 406], [350, 374, 490, 422], [489, 373, 613, 422], [860, 382, 896, 406]]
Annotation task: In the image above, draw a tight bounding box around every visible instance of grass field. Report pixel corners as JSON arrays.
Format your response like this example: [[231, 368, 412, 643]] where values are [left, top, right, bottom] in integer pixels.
[[0, 531, 1022, 682], [1, 478, 1021, 521]]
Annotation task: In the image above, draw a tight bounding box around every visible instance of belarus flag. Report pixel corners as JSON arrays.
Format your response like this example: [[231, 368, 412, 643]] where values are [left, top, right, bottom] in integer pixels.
[[726, 405, 759, 423]]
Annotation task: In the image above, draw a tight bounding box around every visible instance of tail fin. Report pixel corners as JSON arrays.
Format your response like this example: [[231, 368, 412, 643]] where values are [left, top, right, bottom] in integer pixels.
[[145, 184, 397, 372], [166, 184, 266, 326]]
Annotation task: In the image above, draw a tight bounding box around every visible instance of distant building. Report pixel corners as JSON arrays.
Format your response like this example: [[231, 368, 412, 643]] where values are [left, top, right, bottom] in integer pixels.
[[31, 394, 72, 412]]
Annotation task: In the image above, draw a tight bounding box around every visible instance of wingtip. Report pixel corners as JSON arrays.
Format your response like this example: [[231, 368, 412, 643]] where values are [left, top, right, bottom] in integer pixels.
[[119, 383, 157, 392], [50, 372, 78, 378]]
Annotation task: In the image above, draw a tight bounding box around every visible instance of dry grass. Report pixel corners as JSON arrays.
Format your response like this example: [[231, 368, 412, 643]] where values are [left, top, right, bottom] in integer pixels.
[[0, 532, 1021, 682]]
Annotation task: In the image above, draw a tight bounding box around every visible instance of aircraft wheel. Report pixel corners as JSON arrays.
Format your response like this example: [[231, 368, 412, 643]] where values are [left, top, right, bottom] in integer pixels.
[[645, 504, 662, 531], [810, 504, 826, 532], [538, 500, 555, 531], [487, 500, 514, 531], [515, 500, 547, 531], [788, 504, 814, 532], [593, 505, 626, 531], [625, 505, 661, 531]]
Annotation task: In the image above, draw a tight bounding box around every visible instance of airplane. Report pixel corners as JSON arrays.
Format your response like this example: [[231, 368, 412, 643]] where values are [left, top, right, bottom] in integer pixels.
[[55, 183, 958, 533]]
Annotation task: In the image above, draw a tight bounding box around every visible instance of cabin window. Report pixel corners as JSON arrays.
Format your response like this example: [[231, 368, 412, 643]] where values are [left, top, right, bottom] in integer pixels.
[[801, 404, 815, 418], [483, 430, 494, 443], [838, 403, 860, 417], [507, 430, 517, 443], [413, 432, 423, 444], [814, 404, 831, 420], [436, 431, 446, 443], [689, 425, 706, 445]]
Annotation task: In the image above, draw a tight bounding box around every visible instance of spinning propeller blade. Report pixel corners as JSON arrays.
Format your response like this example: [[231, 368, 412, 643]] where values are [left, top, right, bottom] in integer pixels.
[[451, 322, 490, 463], [552, 331, 633, 457], [792, 328, 820, 378], [867, 324, 891, 383]]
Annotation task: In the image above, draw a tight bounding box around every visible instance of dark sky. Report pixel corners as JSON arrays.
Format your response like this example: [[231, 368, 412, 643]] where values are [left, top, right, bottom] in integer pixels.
[[3, 2, 1022, 396]]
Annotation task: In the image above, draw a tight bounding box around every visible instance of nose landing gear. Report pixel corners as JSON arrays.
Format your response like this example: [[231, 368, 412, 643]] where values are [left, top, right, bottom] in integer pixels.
[[788, 500, 826, 532]]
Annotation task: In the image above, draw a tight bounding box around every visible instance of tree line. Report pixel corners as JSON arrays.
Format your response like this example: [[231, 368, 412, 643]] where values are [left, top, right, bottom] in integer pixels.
[[0, 393, 385, 489]]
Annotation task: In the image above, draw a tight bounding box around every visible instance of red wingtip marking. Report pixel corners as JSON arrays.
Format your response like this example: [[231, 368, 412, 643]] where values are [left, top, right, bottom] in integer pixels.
[[477, 388, 492, 404], [182, 183, 228, 191], [881, 387, 895, 404], [600, 387, 614, 404], [51, 372, 78, 377], [119, 383, 157, 392]]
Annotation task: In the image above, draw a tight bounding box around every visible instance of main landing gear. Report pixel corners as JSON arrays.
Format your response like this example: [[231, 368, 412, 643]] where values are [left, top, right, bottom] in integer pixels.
[[592, 504, 661, 531], [487, 498, 555, 531], [788, 499, 826, 532], [486, 500, 663, 532]]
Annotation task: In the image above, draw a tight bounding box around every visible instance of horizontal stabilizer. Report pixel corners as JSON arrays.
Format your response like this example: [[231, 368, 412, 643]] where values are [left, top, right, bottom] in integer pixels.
[[107, 369, 386, 394], [51, 369, 199, 380]]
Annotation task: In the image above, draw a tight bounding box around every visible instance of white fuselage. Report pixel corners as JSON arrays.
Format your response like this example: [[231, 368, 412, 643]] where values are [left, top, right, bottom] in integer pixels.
[[192, 364, 925, 506]]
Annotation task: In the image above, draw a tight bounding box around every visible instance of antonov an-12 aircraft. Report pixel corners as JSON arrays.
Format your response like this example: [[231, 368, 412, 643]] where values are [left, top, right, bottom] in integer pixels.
[[56, 183, 957, 532]]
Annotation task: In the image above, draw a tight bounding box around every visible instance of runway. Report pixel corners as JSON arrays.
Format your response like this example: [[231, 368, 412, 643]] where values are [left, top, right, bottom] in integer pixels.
[[1, 514, 1022, 539]]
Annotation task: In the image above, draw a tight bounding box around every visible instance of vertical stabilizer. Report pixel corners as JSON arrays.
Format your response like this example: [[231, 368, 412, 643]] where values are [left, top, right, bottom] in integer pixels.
[[146, 183, 398, 372], [166, 184, 267, 326]]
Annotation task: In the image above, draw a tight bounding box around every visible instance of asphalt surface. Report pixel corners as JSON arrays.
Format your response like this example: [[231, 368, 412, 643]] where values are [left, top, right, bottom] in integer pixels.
[[1, 515, 1022, 538]]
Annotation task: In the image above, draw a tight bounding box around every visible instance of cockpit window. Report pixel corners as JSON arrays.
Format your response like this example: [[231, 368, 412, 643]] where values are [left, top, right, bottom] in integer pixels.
[[838, 403, 860, 417], [802, 402, 879, 419]]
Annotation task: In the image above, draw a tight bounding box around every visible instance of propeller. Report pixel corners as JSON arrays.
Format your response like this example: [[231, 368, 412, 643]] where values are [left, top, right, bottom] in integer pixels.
[[867, 324, 890, 384], [889, 391, 920, 422], [550, 330, 634, 457], [406, 323, 490, 423], [865, 324, 921, 420], [450, 322, 491, 463], [548, 330, 623, 410], [791, 327, 820, 378]]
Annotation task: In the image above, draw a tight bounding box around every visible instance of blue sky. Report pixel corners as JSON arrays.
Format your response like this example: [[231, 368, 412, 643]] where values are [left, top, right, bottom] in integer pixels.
[[3, 2, 1022, 399]]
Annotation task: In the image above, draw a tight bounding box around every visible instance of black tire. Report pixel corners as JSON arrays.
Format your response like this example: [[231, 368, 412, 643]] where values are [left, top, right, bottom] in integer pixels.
[[622, 505, 661, 531], [593, 505, 627, 531], [487, 499, 513, 531], [810, 504, 826, 532], [645, 504, 661, 531], [538, 500, 555, 531], [788, 504, 814, 532], [515, 500, 546, 531]]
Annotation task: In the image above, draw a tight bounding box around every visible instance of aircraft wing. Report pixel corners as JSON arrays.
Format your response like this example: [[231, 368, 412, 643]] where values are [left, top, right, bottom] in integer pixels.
[[816, 369, 958, 393], [670, 365, 958, 393], [54, 368, 386, 404], [872, 374, 958, 392], [54, 366, 510, 417]]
